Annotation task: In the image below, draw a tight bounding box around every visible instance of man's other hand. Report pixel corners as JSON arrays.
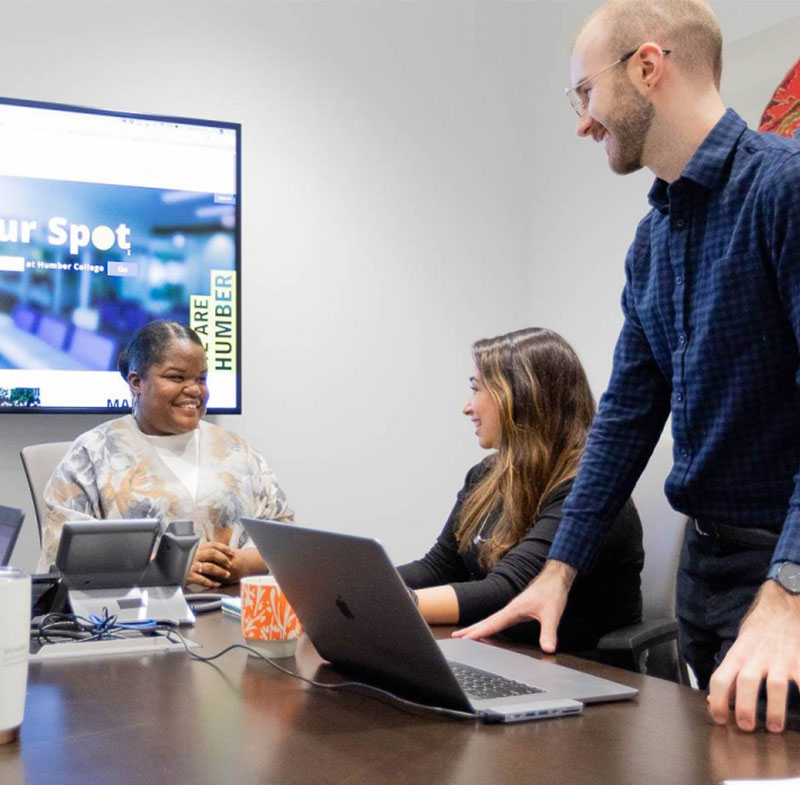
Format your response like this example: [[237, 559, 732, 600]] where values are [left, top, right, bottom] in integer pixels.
[[708, 580, 800, 732]]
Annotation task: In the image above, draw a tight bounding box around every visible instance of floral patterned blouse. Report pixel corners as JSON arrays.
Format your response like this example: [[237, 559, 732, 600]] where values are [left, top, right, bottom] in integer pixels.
[[39, 415, 293, 569]]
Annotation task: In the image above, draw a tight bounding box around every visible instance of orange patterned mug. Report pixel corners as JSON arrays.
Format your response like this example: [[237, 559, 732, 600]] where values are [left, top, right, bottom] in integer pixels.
[[240, 575, 302, 658]]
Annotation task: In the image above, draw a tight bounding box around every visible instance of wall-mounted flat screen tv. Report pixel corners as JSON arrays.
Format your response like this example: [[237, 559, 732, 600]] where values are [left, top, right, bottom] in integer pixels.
[[0, 96, 240, 413]]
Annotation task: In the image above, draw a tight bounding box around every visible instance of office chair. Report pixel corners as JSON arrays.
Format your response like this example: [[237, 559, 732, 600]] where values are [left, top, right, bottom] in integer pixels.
[[594, 440, 691, 685], [20, 441, 73, 544]]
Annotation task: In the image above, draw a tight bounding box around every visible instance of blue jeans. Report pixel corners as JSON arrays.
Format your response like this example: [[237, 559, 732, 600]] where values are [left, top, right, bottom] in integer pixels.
[[676, 520, 773, 689]]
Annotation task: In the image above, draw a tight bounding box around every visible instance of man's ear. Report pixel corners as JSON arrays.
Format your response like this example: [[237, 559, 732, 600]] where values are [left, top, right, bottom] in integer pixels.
[[630, 42, 668, 93]]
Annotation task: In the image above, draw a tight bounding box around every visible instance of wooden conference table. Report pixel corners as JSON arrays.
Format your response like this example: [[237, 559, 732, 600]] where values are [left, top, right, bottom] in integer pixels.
[[2, 607, 800, 785]]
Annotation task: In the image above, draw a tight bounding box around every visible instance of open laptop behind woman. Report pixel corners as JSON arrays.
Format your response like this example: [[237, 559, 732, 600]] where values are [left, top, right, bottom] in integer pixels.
[[397, 328, 643, 651], [38, 320, 293, 587]]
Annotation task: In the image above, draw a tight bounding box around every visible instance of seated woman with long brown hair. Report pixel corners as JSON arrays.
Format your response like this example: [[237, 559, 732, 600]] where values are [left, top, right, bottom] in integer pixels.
[[397, 327, 643, 651]]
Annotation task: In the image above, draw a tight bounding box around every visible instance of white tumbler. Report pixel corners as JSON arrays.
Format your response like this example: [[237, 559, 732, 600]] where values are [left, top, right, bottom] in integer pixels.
[[0, 567, 31, 745]]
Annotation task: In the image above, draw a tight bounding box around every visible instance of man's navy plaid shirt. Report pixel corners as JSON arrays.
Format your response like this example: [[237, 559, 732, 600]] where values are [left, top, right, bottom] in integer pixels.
[[550, 109, 800, 570]]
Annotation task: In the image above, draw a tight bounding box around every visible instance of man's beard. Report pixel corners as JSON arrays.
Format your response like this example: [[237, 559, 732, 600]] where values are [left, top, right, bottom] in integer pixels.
[[605, 82, 655, 175]]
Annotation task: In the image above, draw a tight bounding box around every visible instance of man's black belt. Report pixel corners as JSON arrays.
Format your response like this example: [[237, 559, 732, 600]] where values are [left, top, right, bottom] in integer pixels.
[[693, 518, 780, 548]]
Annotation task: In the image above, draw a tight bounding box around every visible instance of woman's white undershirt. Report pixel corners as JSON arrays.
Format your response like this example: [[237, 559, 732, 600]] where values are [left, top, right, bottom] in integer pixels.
[[143, 429, 200, 499]]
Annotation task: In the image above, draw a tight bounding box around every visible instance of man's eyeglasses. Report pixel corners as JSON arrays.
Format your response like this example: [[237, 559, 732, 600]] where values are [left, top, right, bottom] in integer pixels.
[[565, 47, 671, 117]]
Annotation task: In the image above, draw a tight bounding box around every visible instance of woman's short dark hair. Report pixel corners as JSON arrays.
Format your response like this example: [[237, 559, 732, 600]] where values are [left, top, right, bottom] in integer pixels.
[[117, 321, 204, 381]]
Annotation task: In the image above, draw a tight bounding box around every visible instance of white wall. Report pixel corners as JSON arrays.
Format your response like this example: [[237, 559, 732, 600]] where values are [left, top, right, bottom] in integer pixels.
[[2, 1, 799, 572]]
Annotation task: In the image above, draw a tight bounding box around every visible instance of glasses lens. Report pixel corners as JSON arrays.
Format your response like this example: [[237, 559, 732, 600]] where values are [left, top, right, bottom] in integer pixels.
[[567, 89, 584, 116]]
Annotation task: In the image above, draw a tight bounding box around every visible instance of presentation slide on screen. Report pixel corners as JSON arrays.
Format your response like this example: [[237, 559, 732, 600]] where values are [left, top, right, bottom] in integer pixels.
[[0, 101, 239, 411]]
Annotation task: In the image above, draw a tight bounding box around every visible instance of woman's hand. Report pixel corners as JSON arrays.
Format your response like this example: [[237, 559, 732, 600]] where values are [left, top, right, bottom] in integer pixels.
[[187, 544, 268, 587], [187, 541, 235, 588], [228, 547, 268, 582]]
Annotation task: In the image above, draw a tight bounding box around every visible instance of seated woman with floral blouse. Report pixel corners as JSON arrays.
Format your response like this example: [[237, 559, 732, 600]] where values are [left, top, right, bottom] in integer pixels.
[[39, 320, 292, 587]]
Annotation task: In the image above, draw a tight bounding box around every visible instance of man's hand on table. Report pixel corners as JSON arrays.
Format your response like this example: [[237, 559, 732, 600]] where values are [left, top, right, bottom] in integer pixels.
[[452, 560, 577, 653], [709, 580, 800, 733]]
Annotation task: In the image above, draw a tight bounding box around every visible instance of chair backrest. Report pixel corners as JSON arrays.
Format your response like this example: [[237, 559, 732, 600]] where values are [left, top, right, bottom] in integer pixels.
[[20, 441, 73, 543], [631, 439, 685, 620]]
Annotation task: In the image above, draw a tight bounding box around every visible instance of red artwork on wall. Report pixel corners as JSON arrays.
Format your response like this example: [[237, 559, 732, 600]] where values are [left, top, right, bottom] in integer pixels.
[[759, 56, 800, 139]]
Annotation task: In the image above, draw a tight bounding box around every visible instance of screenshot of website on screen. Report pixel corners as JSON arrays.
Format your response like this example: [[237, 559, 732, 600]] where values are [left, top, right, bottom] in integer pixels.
[[0, 102, 239, 410]]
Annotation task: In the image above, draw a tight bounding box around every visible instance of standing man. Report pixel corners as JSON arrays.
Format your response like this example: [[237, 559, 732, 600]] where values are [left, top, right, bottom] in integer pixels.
[[456, 0, 800, 733]]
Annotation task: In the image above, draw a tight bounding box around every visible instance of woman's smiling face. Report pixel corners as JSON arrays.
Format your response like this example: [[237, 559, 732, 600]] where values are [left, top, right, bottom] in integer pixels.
[[463, 370, 501, 450], [128, 339, 208, 436]]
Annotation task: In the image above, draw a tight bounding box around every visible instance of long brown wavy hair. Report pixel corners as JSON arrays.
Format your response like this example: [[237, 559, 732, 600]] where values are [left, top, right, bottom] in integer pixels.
[[456, 328, 596, 568]]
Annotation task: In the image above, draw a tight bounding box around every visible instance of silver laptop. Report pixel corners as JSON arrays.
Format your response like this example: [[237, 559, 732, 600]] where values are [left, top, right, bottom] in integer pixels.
[[242, 519, 638, 723]]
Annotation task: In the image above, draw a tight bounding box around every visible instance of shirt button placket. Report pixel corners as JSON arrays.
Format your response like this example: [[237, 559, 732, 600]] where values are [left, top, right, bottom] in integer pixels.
[[671, 207, 690, 473]]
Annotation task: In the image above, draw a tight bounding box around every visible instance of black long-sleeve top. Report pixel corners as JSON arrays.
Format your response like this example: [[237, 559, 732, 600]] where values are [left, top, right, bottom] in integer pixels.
[[397, 461, 644, 651]]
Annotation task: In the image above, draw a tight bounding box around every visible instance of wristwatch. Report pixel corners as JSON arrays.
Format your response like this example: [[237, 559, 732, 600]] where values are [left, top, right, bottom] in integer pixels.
[[766, 561, 800, 595]]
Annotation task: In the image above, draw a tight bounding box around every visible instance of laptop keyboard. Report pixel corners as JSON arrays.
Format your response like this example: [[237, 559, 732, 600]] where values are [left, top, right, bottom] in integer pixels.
[[449, 661, 544, 701]]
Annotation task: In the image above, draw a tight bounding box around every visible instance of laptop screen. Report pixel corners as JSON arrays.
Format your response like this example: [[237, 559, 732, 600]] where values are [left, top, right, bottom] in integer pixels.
[[0, 506, 24, 566]]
